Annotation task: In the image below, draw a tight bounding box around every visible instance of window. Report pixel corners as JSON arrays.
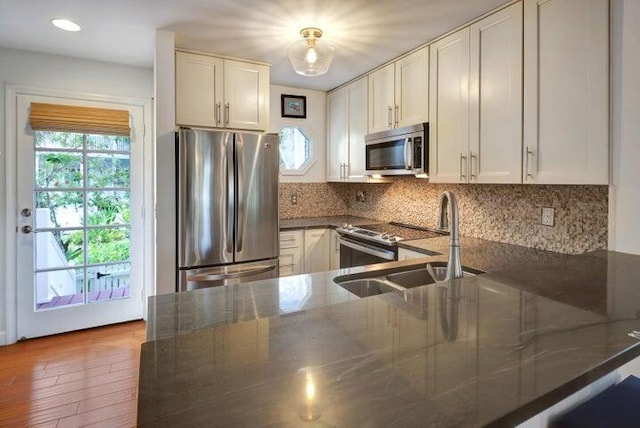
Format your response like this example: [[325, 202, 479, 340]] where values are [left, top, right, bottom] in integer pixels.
[[279, 126, 315, 175]]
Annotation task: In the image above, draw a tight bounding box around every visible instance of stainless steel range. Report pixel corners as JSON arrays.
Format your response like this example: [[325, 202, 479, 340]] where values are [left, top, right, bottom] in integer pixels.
[[336, 222, 446, 268]]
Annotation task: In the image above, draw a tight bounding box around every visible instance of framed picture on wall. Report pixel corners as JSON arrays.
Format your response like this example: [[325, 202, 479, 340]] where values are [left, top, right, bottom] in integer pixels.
[[281, 94, 307, 119]]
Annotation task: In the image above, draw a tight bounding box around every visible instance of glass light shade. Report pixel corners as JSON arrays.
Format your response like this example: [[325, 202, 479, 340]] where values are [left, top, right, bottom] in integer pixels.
[[288, 29, 334, 77]]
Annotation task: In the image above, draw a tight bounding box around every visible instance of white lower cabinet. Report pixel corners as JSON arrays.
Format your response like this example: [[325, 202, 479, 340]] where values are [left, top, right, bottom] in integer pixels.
[[398, 248, 427, 260], [304, 229, 330, 274], [279, 230, 304, 277], [329, 229, 340, 270], [279, 228, 333, 277]]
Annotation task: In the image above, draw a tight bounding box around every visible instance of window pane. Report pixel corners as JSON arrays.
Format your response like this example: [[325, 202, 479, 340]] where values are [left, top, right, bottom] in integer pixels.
[[36, 229, 84, 269], [87, 227, 130, 264], [35, 152, 83, 189], [35, 131, 83, 149], [35, 268, 84, 311], [87, 191, 130, 226], [87, 153, 130, 188], [279, 126, 311, 170], [35, 191, 84, 228], [87, 263, 131, 303], [86, 134, 130, 152]]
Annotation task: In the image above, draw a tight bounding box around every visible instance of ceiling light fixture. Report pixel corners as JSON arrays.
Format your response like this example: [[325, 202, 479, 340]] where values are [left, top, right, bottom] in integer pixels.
[[51, 19, 81, 32], [288, 27, 334, 77]]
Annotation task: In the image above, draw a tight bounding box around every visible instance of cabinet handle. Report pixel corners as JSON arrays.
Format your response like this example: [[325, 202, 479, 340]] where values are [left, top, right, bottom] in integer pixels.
[[388, 106, 393, 128], [394, 105, 399, 128], [215, 102, 221, 126], [224, 103, 230, 126], [459, 153, 467, 182], [344, 163, 349, 180], [470, 152, 477, 180], [525, 146, 535, 179]]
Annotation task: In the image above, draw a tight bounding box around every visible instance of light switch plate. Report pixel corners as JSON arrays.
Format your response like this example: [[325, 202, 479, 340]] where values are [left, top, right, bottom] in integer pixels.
[[541, 207, 555, 226]]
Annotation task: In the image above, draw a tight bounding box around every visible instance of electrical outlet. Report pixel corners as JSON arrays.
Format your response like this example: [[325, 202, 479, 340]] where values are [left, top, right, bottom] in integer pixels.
[[290, 193, 298, 205], [356, 191, 366, 203], [541, 207, 555, 226]]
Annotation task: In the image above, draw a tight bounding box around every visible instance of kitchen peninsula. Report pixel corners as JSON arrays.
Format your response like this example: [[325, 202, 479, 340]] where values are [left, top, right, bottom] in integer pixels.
[[138, 235, 640, 427]]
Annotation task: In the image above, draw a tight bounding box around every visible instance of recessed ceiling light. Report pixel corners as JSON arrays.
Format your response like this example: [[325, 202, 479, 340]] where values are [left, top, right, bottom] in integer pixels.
[[51, 19, 81, 32]]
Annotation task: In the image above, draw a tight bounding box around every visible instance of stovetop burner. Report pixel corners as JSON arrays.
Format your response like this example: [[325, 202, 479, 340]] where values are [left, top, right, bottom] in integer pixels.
[[336, 222, 447, 247]]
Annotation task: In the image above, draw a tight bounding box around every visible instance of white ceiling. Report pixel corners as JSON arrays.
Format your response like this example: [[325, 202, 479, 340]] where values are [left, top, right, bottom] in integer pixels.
[[0, 0, 508, 91]]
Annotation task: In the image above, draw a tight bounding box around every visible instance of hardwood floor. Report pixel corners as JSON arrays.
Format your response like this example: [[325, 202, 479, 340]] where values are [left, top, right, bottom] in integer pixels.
[[0, 321, 145, 427]]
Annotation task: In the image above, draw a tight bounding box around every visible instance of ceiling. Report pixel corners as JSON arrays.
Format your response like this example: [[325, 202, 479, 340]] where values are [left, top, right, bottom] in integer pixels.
[[0, 0, 508, 91]]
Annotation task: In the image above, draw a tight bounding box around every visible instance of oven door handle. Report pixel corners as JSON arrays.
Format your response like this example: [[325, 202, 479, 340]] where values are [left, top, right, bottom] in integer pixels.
[[339, 237, 396, 261]]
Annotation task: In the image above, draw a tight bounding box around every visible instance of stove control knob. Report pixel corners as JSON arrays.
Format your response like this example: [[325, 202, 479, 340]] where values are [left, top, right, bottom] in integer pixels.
[[348, 224, 354, 231], [381, 233, 389, 239], [388, 235, 398, 242]]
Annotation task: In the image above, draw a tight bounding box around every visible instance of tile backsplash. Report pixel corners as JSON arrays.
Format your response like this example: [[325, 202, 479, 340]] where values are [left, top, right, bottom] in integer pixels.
[[279, 177, 608, 254]]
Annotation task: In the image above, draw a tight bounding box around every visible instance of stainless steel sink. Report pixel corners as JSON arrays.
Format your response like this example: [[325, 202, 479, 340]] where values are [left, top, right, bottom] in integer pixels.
[[386, 262, 483, 288], [337, 278, 403, 298], [335, 261, 484, 297]]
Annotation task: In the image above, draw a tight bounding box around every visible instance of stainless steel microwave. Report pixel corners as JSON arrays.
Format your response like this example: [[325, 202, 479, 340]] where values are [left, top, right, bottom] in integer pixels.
[[364, 123, 428, 176]]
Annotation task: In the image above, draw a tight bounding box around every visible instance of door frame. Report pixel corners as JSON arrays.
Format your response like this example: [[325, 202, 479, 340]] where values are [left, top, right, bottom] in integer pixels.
[[4, 85, 155, 345]]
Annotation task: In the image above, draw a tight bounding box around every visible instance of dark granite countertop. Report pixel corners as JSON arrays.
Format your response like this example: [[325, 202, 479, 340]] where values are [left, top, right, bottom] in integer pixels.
[[280, 215, 381, 230], [139, 238, 640, 427]]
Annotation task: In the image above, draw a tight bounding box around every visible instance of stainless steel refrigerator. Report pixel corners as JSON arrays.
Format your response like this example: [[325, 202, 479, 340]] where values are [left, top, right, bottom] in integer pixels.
[[176, 127, 279, 291]]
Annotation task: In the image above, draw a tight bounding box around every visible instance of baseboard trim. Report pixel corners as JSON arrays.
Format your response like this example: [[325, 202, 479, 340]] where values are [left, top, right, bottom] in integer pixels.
[[0, 331, 6, 346]]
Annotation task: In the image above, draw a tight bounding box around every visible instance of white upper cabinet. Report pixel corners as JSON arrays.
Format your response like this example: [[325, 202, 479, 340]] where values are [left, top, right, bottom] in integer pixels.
[[395, 48, 429, 128], [175, 51, 270, 131], [523, 0, 609, 184], [223, 60, 269, 131], [327, 77, 370, 182], [368, 48, 428, 134], [327, 87, 348, 181], [430, 2, 523, 184], [176, 52, 224, 128], [429, 28, 470, 183], [469, 1, 523, 184]]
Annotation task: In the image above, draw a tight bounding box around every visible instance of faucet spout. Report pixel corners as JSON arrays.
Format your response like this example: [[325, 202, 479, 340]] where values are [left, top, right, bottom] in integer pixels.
[[438, 191, 463, 280]]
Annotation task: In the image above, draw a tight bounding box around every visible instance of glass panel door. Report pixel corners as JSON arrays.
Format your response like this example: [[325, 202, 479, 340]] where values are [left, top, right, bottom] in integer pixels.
[[15, 94, 145, 340]]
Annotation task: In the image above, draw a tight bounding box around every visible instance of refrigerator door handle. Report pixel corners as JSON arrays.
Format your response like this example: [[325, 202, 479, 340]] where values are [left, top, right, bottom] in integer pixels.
[[186, 262, 277, 283], [226, 138, 234, 254], [236, 136, 245, 253]]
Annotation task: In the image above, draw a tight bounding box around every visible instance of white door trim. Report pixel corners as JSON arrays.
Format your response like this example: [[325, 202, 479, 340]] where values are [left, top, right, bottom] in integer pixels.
[[3, 85, 154, 345]]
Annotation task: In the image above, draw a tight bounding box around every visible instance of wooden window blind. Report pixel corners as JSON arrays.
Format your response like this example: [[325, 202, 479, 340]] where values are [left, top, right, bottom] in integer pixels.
[[29, 103, 131, 137]]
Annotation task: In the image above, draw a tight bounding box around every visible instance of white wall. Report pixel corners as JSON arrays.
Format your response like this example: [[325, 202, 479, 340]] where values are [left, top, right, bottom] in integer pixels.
[[0, 47, 153, 344], [609, 0, 640, 255], [154, 31, 177, 296], [270, 85, 327, 182]]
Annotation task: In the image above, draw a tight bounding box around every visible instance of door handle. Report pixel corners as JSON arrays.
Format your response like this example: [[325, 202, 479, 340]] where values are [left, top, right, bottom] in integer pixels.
[[236, 137, 245, 253], [525, 146, 535, 179], [404, 138, 412, 170], [224, 103, 230, 126], [470, 152, 477, 180], [388, 106, 393, 128], [394, 105, 399, 128], [215, 102, 222, 126], [459, 153, 467, 182], [226, 140, 234, 254]]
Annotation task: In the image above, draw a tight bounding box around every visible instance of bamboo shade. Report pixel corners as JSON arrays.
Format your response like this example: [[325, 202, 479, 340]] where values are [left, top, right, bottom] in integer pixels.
[[29, 103, 131, 136]]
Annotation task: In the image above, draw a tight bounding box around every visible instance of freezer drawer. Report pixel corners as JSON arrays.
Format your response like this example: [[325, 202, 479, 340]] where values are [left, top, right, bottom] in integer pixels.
[[179, 259, 279, 291]]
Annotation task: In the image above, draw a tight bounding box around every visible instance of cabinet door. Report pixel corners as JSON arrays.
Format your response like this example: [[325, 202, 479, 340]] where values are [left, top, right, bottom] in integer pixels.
[[398, 248, 426, 260], [469, 1, 523, 184], [327, 88, 349, 182], [429, 28, 471, 183], [347, 77, 368, 179], [223, 60, 269, 131], [368, 63, 395, 133], [395, 47, 429, 128], [278, 248, 302, 277], [175, 51, 223, 127], [329, 230, 340, 270], [304, 229, 330, 274], [523, 0, 608, 184]]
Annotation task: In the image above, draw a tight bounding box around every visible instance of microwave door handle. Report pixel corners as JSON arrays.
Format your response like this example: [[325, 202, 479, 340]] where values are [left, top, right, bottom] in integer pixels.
[[404, 138, 411, 170]]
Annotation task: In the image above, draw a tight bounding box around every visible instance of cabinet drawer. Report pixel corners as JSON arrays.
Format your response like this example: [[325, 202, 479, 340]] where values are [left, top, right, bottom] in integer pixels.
[[279, 230, 303, 249]]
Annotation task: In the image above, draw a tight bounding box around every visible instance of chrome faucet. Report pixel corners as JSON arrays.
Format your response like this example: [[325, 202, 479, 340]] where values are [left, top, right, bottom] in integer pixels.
[[437, 191, 463, 280]]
